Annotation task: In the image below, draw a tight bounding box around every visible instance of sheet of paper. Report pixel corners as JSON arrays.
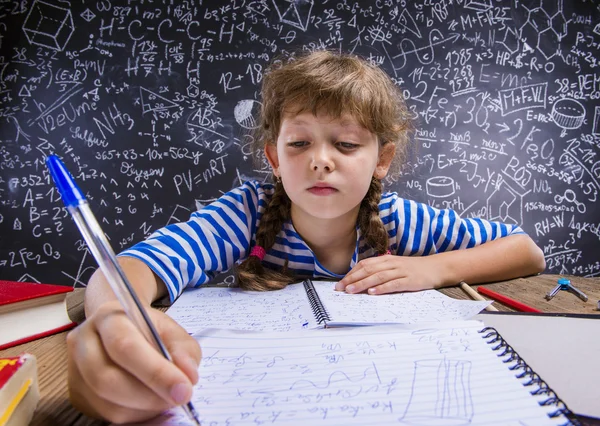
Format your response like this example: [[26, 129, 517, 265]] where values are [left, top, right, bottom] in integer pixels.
[[313, 282, 491, 325], [167, 284, 319, 334], [475, 313, 600, 418], [138, 321, 565, 425], [167, 283, 491, 334]]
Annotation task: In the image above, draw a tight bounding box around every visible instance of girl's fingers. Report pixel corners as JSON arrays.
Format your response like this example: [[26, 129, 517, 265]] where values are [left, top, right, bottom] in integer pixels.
[[337, 258, 397, 291], [69, 355, 163, 425], [367, 279, 416, 295], [68, 316, 173, 412], [96, 305, 195, 408], [344, 269, 403, 294], [154, 312, 202, 384]]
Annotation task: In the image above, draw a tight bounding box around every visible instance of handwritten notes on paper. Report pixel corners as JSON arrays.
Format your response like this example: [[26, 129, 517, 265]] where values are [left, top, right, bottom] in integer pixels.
[[312, 282, 491, 325], [166, 282, 490, 334], [145, 322, 563, 425], [167, 284, 319, 333]]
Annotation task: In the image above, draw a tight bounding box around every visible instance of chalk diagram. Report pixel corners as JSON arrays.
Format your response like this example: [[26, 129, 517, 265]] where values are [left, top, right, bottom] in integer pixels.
[[234, 99, 262, 129], [272, 0, 313, 32], [518, 0, 568, 60], [463, 0, 492, 12], [22, 0, 74, 51], [593, 107, 600, 135], [398, 9, 422, 38], [487, 174, 528, 226], [550, 98, 585, 137], [400, 359, 474, 425], [17, 274, 40, 283], [80, 8, 96, 23], [139, 87, 181, 116], [426, 177, 457, 198], [137, 119, 171, 147], [554, 189, 586, 214], [61, 250, 97, 287], [167, 204, 192, 226]]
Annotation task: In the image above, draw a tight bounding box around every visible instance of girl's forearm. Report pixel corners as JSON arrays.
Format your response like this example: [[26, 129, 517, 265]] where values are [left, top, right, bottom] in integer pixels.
[[435, 234, 546, 288], [84, 256, 167, 317]]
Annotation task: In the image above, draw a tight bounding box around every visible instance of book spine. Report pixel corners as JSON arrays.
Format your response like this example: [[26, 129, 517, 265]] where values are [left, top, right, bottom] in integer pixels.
[[303, 280, 331, 325], [479, 327, 581, 425]]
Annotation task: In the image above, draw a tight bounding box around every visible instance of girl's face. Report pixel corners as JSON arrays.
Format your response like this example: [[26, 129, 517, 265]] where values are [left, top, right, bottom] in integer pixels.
[[265, 112, 394, 223]]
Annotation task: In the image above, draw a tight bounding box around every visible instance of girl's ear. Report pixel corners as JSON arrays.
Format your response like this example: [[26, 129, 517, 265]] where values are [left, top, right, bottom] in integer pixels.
[[374, 143, 396, 179], [264, 144, 280, 176]]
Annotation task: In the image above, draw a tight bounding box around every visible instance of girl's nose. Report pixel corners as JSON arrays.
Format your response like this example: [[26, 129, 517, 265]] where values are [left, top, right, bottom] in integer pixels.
[[311, 147, 335, 172]]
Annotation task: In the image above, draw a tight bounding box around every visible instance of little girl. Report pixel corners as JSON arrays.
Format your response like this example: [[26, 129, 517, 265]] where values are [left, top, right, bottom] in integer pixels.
[[67, 51, 546, 423]]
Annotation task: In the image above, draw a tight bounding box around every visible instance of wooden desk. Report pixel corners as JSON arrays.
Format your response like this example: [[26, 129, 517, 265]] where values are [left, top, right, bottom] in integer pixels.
[[1, 274, 599, 426]]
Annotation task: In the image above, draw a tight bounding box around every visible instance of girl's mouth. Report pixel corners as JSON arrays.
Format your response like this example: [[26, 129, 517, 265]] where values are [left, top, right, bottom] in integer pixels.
[[308, 187, 337, 195]]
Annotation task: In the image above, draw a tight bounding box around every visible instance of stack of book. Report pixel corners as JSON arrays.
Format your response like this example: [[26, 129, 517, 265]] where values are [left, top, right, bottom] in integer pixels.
[[0, 280, 76, 350], [0, 353, 40, 426]]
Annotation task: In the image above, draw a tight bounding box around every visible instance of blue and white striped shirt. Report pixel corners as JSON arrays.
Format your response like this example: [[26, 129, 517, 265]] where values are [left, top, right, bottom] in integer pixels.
[[120, 180, 524, 302]]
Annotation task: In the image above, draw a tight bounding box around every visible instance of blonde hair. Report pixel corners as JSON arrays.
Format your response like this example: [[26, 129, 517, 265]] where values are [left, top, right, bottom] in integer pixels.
[[236, 50, 412, 291]]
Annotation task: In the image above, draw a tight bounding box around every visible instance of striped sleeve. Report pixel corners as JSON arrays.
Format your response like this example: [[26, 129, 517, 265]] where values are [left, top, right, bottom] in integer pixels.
[[118, 181, 267, 302], [390, 195, 525, 255]]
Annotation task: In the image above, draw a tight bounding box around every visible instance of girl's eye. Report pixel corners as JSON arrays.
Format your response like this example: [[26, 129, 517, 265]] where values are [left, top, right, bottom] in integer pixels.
[[288, 141, 308, 148], [338, 142, 359, 150]]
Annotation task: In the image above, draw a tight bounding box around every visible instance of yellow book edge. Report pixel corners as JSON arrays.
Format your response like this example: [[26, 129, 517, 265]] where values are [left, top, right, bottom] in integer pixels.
[[0, 378, 32, 426]]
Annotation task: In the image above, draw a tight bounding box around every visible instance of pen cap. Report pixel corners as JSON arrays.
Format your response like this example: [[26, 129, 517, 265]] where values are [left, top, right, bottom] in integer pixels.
[[46, 155, 86, 207]]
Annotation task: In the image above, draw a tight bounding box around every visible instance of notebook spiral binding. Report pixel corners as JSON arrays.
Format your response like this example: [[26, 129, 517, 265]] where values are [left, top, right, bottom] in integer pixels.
[[303, 280, 331, 325], [479, 327, 581, 426]]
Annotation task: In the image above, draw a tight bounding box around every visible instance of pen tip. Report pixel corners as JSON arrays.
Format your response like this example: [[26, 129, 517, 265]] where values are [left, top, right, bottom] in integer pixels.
[[185, 402, 201, 425]]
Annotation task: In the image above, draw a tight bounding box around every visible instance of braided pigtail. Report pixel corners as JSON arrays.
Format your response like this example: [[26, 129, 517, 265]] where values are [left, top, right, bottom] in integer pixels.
[[357, 177, 389, 255], [235, 179, 296, 291]]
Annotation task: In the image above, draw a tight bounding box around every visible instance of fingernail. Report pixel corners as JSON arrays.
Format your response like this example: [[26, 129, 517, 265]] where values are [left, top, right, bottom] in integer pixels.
[[368, 288, 377, 295], [346, 285, 355, 293], [171, 383, 190, 404]]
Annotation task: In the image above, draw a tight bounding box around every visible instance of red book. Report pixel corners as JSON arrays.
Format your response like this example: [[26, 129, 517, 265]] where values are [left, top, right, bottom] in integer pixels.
[[0, 354, 40, 426], [0, 280, 77, 350]]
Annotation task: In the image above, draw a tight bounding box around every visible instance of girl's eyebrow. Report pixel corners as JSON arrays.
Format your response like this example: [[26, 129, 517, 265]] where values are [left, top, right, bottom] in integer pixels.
[[288, 119, 309, 126]]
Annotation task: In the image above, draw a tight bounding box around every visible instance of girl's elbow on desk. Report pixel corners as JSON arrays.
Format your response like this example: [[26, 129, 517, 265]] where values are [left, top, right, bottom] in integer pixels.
[[525, 235, 547, 275], [486, 234, 547, 278]]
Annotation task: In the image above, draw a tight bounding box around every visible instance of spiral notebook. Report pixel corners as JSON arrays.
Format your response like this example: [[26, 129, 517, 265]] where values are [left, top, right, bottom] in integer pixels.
[[138, 320, 579, 425], [166, 280, 490, 334]]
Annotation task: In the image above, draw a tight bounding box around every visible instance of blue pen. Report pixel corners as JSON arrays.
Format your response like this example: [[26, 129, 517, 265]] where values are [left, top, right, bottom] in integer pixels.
[[46, 155, 201, 425]]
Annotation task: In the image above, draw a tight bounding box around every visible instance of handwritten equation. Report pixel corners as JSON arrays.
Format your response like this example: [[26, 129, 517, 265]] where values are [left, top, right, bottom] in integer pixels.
[[0, 0, 599, 285]]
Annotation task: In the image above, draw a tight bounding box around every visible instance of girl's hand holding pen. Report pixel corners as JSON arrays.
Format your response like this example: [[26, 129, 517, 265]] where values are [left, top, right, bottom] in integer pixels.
[[67, 301, 202, 424]]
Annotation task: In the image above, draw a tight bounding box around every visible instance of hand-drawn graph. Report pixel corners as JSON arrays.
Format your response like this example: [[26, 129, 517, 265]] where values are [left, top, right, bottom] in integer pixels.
[[385, 30, 460, 75], [22, 0, 74, 51], [400, 359, 473, 426]]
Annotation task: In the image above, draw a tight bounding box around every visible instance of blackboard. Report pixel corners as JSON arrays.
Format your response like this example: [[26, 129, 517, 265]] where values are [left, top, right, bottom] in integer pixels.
[[1, 0, 599, 286]]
